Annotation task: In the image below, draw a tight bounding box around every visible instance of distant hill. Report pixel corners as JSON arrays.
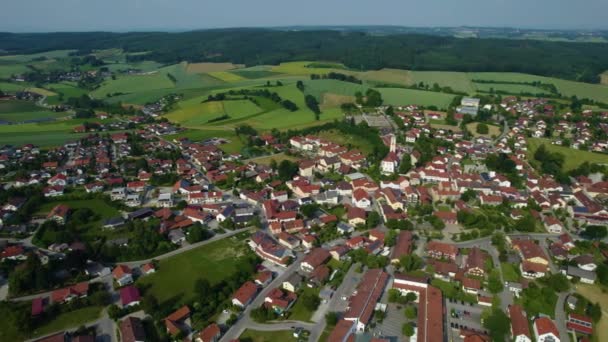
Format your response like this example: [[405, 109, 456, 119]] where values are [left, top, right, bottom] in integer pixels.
[[1, 28, 607, 83]]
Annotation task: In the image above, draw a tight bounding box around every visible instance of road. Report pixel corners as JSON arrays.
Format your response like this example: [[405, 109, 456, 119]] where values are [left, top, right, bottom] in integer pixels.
[[554, 291, 572, 342]]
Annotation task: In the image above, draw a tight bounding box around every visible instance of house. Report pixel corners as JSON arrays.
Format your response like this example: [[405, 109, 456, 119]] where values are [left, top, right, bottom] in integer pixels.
[[196, 323, 221, 342], [574, 255, 597, 271], [564, 266, 596, 284], [282, 273, 303, 293], [390, 231, 413, 263], [464, 247, 488, 277], [337, 222, 355, 235], [558, 233, 575, 251], [309, 265, 331, 287], [301, 248, 330, 273], [426, 241, 458, 260], [120, 285, 141, 307], [352, 188, 371, 208], [164, 305, 191, 336], [533, 317, 560, 342], [343, 269, 389, 331], [232, 281, 258, 307], [380, 152, 399, 174], [543, 216, 564, 234], [120, 317, 146, 342], [157, 193, 174, 208], [31, 297, 45, 316], [1, 245, 26, 261], [462, 278, 481, 294], [47, 204, 70, 224], [51, 282, 89, 303], [255, 270, 273, 287], [347, 206, 367, 226], [277, 232, 301, 249], [264, 287, 298, 314], [113, 265, 134, 287], [566, 313, 593, 335], [141, 263, 156, 275], [508, 305, 532, 342], [328, 319, 356, 342]]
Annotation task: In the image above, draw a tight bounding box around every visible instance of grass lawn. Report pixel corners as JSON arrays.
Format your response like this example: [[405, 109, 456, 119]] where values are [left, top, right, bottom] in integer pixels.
[[317, 129, 373, 155], [287, 288, 320, 322], [527, 138, 608, 171], [239, 329, 297, 342], [376, 87, 456, 109], [137, 233, 253, 304], [165, 128, 244, 154], [31, 306, 103, 338], [575, 284, 608, 342], [500, 263, 521, 282], [245, 153, 299, 166], [37, 199, 119, 219], [466, 122, 501, 137]]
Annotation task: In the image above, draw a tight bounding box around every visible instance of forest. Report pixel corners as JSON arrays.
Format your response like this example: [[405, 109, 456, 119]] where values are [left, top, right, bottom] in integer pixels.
[[1, 29, 608, 82]]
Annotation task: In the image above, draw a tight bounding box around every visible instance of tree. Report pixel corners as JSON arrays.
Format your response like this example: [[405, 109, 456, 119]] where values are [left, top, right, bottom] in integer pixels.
[[476, 123, 489, 134], [186, 223, 211, 243], [107, 304, 122, 320], [278, 160, 299, 181], [399, 255, 423, 272], [487, 270, 504, 294], [388, 289, 403, 303], [544, 273, 570, 292], [300, 203, 320, 218], [325, 312, 339, 326], [301, 292, 321, 311], [404, 306, 417, 319], [402, 323, 414, 337], [588, 302, 602, 322], [366, 211, 381, 229], [296, 80, 305, 91], [581, 225, 607, 240], [364, 89, 383, 107], [405, 292, 417, 303], [141, 294, 159, 314], [304, 94, 321, 118], [482, 308, 511, 342], [399, 154, 412, 174], [460, 189, 477, 202]]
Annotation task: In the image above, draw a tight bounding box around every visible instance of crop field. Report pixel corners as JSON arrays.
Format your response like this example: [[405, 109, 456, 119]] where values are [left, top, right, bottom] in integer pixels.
[[167, 99, 262, 127], [527, 138, 608, 171], [208, 71, 246, 82], [410, 71, 475, 93], [25, 87, 57, 97], [0, 100, 68, 123], [303, 79, 366, 100], [271, 61, 355, 75], [230, 70, 283, 79], [137, 233, 253, 303], [185, 62, 242, 73], [360, 68, 412, 85], [0, 63, 30, 78], [377, 87, 456, 108], [321, 93, 355, 108], [473, 82, 551, 95], [0, 81, 29, 92], [0, 49, 75, 62], [601, 71, 608, 85], [90, 72, 174, 98]]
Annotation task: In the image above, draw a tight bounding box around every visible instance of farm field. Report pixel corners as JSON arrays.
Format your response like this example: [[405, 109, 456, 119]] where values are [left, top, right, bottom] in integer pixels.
[[0, 50, 76, 62], [377, 87, 456, 109], [271, 61, 355, 76], [0, 64, 30, 78], [473, 82, 550, 95], [239, 329, 297, 342], [137, 232, 253, 304], [601, 71, 608, 85], [527, 138, 608, 171], [360, 68, 412, 86], [208, 71, 246, 82], [0, 81, 29, 92], [410, 71, 475, 93], [231, 70, 283, 79], [185, 62, 242, 73], [0, 100, 69, 123], [466, 122, 501, 137], [90, 72, 174, 98], [165, 97, 262, 127], [302, 79, 366, 101]]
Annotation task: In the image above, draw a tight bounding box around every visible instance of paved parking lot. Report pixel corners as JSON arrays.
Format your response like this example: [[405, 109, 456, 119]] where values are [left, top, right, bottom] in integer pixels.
[[445, 299, 489, 340]]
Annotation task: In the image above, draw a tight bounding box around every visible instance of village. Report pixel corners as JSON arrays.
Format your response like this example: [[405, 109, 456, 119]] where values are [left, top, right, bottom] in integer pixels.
[[0, 93, 607, 342]]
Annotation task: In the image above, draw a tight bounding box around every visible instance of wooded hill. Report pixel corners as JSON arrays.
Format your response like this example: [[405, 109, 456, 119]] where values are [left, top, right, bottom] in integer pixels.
[[1, 29, 607, 83]]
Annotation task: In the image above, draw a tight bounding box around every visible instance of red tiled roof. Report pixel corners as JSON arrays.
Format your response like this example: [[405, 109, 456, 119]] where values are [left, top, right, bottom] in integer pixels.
[[232, 281, 258, 305], [508, 305, 531, 339], [535, 317, 559, 337], [199, 323, 221, 342], [328, 319, 355, 342]]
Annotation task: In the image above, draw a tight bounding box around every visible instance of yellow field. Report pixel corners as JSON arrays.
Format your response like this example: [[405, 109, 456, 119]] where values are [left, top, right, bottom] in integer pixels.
[[360, 68, 413, 85], [321, 93, 355, 108], [186, 62, 243, 74], [208, 71, 246, 82], [575, 284, 608, 342], [601, 71, 608, 85], [270, 61, 355, 76], [26, 87, 57, 97], [466, 122, 501, 137]]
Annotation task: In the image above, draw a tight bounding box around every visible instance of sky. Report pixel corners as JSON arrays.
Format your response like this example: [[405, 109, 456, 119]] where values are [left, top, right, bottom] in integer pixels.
[[1, 0, 606, 32]]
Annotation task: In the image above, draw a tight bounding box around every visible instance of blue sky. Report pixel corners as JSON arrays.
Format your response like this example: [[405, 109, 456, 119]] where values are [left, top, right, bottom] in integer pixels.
[[1, 0, 605, 32]]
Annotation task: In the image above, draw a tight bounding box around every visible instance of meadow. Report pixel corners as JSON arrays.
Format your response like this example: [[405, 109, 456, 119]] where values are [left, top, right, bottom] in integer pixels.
[[137, 233, 253, 304], [466, 122, 501, 137], [409, 71, 475, 93], [0, 100, 68, 123], [473, 82, 551, 95], [377, 87, 456, 108], [527, 138, 608, 171], [302, 79, 367, 101]]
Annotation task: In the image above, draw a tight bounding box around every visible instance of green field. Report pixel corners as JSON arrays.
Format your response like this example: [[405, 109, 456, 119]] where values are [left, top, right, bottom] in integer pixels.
[[91, 72, 175, 98], [303, 79, 366, 101], [0, 81, 29, 92], [165, 97, 262, 127], [287, 287, 320, 322], [166, 128, 244, 153], [0, 64, 30, 78], [473, 82, 551, 95], [317, 129, 373, 155], [0, 100, 68, 123], [527, 138, 608, 171], [410, 71, 475, 93], [208, 71, 246, 82], [137, 233, 254, 304], [466, 122, 501, 137], [360, 68, 412, 86], [377, 88, 456, 108], [31, 306, 103, 338], [239, 329, 297, 342]]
